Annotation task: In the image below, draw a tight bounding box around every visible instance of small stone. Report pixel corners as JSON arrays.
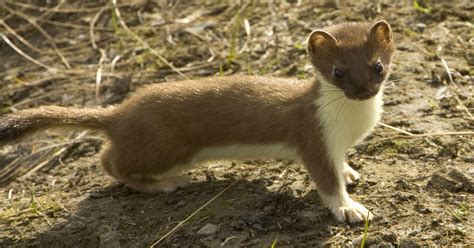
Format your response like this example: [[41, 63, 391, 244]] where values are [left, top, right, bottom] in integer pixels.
[[251, 224, 263, 231], [426, 174, 457, 192], [378, 242, 395, 248], [395, 192, 414, 202], [230, 220, 247, 231], [399, 238, 421, 248], [353, 236, 382, 246], [414, 23, 426, 32], [408, 229, 420, 237], [99, 230, 121, 248], [197, 223, 218, 235], [395, 179, 410, 190], [414, 204, 432, 214], [352, 237, 362, 246], [298, 210, 317, 222], [382, 231, 399, 244], [466, 158, 474, 165], [431, 219, 441, 227], [454, 183, 464, 191], [263, 205, 274, 213], [175, 200, 186, 208], [448, 168, 473, 192], [282, 217, 292, 223]]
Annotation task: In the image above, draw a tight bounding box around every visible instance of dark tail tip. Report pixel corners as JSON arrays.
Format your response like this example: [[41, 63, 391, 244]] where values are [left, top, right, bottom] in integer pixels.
[[0, 118, 31, 146]]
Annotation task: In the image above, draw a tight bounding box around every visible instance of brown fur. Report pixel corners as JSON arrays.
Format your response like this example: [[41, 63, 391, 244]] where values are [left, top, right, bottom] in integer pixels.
[[101, 76, 328, 191], [0, 21, 394, 222]]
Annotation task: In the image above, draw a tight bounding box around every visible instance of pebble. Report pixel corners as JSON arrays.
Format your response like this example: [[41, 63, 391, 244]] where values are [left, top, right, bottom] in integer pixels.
[[197, 223, 218, 235], [298, 210, 317, 222], [382, 231, 399, 244], [230, 220, 247, 231], [399, 238, 421, 248], [379, 242, 395, 248], [175, 200, 186, 208]]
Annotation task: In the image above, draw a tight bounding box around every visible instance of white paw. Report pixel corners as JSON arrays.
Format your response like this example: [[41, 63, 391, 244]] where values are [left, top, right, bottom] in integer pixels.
[[154, 175, 192, 193], [321, 192, 372, 223], [343, 163, 360, 185], [332, 200, 372, 223], [133, 175, 192, 193]]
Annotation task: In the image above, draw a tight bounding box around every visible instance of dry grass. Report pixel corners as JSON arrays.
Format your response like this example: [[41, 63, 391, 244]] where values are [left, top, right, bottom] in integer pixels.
[[0, 1, 472, 247]]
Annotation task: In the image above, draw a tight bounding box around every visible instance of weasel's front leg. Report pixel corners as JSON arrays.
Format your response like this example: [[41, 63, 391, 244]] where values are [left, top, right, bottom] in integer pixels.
[[302, 153, 371, 223]]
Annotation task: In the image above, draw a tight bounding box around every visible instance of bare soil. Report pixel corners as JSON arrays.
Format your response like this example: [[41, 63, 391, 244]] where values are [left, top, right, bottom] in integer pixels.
[[0, 0, 473, 247]]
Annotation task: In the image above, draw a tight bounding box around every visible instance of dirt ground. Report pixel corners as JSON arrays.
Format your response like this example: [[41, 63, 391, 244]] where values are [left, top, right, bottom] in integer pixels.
[[0, 0, 473, 247]]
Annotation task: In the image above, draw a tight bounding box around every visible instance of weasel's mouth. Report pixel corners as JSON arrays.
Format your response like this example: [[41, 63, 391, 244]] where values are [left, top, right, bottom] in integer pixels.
[[344, 91, 378, 101]]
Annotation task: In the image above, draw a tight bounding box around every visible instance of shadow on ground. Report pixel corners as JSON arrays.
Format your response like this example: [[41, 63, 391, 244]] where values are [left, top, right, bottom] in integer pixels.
[[3, 178, 345, 247]]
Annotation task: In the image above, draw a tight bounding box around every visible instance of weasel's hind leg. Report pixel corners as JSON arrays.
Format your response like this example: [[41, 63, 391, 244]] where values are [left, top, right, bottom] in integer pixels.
[[100, 144, 191, 193]]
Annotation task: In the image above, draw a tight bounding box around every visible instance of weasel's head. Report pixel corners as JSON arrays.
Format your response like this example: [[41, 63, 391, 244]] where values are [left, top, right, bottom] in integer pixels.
[[307, 20, 394, 100]]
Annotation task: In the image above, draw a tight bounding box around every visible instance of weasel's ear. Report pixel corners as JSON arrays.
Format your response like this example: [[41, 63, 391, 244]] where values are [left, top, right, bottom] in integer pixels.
[[307, 30, 338, 55], [369, 20, 393, 45]]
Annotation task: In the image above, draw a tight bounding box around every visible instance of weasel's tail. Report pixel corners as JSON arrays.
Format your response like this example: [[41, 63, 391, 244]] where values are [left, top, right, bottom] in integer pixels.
[[0, 106, 113, 145]]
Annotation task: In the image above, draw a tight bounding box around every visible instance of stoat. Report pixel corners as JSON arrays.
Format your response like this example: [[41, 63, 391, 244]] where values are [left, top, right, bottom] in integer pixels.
[[0, 20, 394, 223]]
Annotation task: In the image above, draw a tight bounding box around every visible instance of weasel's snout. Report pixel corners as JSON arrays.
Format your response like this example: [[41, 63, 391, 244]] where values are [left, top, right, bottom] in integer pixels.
[[355, 91, 377, 100], [345, 85, 380, 101]]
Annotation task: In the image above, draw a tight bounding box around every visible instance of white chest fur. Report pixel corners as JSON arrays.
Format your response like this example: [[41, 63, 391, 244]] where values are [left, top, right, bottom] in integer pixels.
[[316, 79, 384, 166]]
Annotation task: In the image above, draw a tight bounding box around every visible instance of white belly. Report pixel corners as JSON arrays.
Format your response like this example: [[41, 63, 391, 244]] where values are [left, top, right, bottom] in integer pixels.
[[191, 143, 300, 164]]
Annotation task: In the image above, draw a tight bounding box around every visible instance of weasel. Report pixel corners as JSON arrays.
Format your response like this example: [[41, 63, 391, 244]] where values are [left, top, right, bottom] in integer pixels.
[[0, 20, 394, 223]]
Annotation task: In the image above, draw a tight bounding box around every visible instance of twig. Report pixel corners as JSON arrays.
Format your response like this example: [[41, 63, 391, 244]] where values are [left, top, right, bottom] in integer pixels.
[[90, 6, 109, 49], [150, 181, 237, 247], [1, 1, 64, 36], [225, 2, 250, 29], [374, 131, 474, 142], [378, 122, 414, 136], [1, 136, 93, 181], [21, 131, 89, 179], [32, 198, 53, 227], [0, 33, 123, 78], [0, 32, 57, 72], [4, 0, 129, 13], [95, 49, 107, 103], [0, 19, 43, 54], [38, 18, 112, 31], [112, 0, 189, 80], [440, 58, 473, 120], [440, 58, 455, 86], [2, 1, 72, 69]]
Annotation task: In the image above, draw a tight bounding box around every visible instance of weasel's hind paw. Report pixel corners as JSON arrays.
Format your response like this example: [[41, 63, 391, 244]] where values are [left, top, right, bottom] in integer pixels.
[[130, 175, 192, 193]]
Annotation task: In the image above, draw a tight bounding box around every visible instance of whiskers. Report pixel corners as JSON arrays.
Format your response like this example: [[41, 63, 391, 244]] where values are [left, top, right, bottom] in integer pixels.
[[317, 94, 346, 115], [317, 82, 351, 124], [383, 78, 401, 89], [334, 98, 348, 124], [319, 83, 342, 93]]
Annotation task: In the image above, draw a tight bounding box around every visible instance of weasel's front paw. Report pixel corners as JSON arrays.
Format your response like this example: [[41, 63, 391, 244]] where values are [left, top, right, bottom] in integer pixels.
[[343, 163, 360, 185], [332, 200, 372, 223]]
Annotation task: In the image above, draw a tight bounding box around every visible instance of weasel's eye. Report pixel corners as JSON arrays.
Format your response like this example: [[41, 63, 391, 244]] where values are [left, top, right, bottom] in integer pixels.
[[333, 68, 344, 78], [373, 62, 384, 75]]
